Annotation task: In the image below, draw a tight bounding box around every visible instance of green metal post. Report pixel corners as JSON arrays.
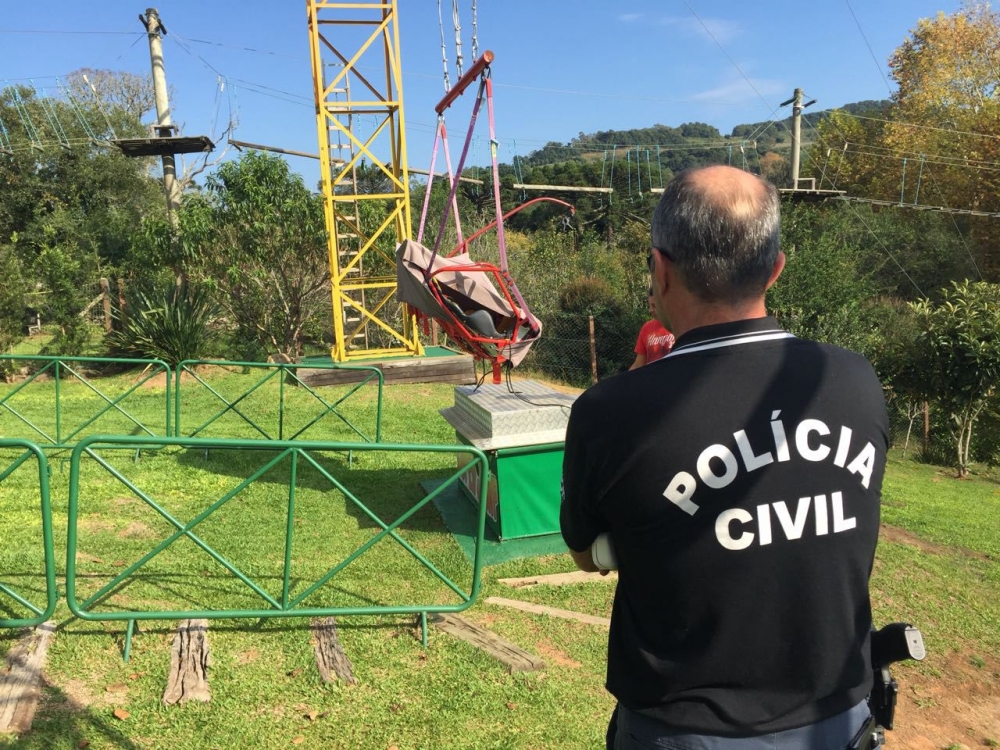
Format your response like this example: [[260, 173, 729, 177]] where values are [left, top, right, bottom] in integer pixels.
[[55, 360, 61, 446], [281, 450, 298, 609], [279, 364, 286, 440], [0, 441, 57, 628], [124, 619, 135, 662]]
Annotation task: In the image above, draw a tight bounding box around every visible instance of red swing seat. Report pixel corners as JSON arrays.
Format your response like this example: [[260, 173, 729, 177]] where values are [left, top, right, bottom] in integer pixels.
[[395, 51, 573, 383]]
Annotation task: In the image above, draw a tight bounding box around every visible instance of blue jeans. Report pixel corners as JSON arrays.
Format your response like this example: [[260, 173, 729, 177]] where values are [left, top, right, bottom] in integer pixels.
[[610, 700, 871, 750]]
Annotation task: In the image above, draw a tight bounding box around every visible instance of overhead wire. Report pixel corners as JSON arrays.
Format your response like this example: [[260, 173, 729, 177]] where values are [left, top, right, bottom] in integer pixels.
[[0, 28, 137, 35], [843, 0, 893, 95], [682, 0, 927, 297]]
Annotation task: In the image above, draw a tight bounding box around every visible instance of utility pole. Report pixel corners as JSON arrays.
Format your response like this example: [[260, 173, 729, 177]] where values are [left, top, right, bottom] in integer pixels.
[[781, 88, 816, 190], [790, 88, 803, 190], [140, 8, 182, 224]]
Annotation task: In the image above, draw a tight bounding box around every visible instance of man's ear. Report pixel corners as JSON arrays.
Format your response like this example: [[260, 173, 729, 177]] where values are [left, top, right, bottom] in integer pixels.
[[765, 251, 785, 290], [652, 249, 670, 295]]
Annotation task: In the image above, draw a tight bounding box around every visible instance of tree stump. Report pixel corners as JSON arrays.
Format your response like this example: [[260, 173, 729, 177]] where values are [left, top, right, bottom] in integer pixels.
[[311, 617, 357, 685], [0, 622, 56, 734], [162, 619, 210, 705]]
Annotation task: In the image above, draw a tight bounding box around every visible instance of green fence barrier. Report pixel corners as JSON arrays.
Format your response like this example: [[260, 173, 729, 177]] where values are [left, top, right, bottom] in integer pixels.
[[66, 435, 487, 657], [175, 360, 383, 443], [0, 356, 171, 450], [0, 440, 57, 628]]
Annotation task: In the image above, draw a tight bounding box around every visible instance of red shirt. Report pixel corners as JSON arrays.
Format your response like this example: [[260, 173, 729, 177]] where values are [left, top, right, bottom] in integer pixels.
[[634, 319, 675, 364]]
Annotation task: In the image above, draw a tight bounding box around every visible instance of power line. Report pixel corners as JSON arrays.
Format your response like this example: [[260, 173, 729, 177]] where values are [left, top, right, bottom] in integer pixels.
[[837, 111, 1000, 142], [843, 0, 893, 96], [678, 2, 928, 295], [0, 28, 136, 35]]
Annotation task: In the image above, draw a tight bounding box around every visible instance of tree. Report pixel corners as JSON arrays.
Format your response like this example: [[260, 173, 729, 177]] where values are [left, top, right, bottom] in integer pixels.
[[189, 152, 330, 359], [0, 81, 164, 353], [883, 4, 1000, 273], [0, 245, 28, 357], [908, 280, 1000, 477], [64, 68, 158, 126]]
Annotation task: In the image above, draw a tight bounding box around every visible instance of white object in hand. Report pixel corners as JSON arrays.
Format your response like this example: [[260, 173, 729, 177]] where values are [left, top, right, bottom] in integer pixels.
[[591, 533, 618, 570]]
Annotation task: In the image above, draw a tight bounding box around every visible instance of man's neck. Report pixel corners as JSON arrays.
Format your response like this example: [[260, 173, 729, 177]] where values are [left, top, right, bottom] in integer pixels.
[[663, 298, 769, 339]]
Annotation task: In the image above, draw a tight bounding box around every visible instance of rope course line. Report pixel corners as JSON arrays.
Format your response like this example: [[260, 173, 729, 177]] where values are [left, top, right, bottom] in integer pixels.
[[79, 73, 118, 139], [924, 166, 985, 280], [838, 111, 1000, 143], [6, 85, 43, 146], [34, 84, 72, 147], [0, 114, 12, 154]]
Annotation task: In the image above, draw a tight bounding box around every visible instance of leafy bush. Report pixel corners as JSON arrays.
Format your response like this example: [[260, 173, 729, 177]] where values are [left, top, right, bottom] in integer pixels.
[[532, 277, 641, 384], [109, 281, 220, 366], [0, 246, 27, 353]]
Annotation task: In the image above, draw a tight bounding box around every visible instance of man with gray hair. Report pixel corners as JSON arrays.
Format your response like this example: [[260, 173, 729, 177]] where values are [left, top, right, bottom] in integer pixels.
[[561, 165, 887, 749]]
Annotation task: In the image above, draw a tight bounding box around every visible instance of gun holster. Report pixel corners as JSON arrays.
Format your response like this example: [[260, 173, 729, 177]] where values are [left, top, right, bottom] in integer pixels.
[[847, 714, 881, 750]]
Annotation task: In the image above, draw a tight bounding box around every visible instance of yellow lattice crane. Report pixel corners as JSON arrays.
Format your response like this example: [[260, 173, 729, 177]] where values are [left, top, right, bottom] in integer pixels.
[[306, 0, 422, 361]]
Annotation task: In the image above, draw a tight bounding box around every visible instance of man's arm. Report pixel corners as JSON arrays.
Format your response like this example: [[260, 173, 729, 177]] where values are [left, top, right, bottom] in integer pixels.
[[569, 546, 599, 572], [561, 395, 607, 569], [628, 353, 647, 371]]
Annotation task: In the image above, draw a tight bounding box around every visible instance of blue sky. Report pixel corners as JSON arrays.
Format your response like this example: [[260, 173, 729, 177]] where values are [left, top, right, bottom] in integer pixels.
[[0, 1, 963, 187]]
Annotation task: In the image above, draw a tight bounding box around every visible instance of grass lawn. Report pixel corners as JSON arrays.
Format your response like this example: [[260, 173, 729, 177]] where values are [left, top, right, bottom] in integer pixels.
[[2, 371, 999, 749]]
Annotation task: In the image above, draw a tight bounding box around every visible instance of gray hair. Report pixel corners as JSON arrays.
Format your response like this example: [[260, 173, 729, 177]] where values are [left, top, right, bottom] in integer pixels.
[[650, 167, 781, 303]]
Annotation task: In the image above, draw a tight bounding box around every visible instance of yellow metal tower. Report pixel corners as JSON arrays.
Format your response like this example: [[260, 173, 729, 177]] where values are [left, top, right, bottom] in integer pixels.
[[306, 0, 422, 361]]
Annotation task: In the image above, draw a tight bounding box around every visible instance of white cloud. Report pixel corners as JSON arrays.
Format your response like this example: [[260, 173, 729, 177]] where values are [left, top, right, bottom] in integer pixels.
[[661, 16, 742, 45], [618, 13, 642, 22], [690, 76, 785, 103]]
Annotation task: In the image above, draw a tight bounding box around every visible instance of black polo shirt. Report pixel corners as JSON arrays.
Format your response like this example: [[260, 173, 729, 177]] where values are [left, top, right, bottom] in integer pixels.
[[561, 316, 887, 736]]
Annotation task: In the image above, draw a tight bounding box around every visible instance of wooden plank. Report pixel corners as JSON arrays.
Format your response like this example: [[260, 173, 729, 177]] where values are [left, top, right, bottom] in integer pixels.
[[498, 571, 618, 588], [513, 183, 614, 194], [311, 617, 357, 685], [410, 167, 483, 186], [163, 619, 211, 705], [297, 354, 476, 387], [431, 613, 544, 673], [0, 622, 56, 735], [485, 597, 611, 628]]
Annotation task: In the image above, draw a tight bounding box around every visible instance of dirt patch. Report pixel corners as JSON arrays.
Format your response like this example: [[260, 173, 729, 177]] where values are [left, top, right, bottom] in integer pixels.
[[880, 523, 991, 561], [44, 678, 97, 715], [139, 369, 198, 390], [890, 651, 1000, 749], [112, 496, 141, 509], [236, 648, 261, 665], [78, 517, 114, 533], [118, 521, 154, 539], [533, 639, 581, 668]]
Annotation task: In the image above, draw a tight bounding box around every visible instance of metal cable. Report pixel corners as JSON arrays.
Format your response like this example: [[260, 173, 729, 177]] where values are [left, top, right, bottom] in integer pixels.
[[471, 0, 479, 61], [437, 0, 451, 92], [452, 0, 464, 77]]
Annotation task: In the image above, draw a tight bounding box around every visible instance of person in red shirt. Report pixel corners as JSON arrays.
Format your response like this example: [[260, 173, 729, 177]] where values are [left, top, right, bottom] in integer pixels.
[[629, 288, 675, 369]]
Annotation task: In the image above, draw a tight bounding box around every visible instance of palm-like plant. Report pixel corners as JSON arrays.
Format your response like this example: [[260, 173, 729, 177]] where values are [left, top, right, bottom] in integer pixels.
[[109, 281, 220, 366]]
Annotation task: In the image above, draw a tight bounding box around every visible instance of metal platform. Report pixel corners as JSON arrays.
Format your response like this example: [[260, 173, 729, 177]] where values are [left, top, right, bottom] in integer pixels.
[[113, 135, 214, 157], [440, 381, 576, 450]]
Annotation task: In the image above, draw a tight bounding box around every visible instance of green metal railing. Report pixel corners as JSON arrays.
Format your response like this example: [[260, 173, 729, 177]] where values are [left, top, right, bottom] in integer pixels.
[[175, 360, 383, 443], [66, 435, 488, 657], [0, 355, 171, 450], [0, 440, 57, 628]]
